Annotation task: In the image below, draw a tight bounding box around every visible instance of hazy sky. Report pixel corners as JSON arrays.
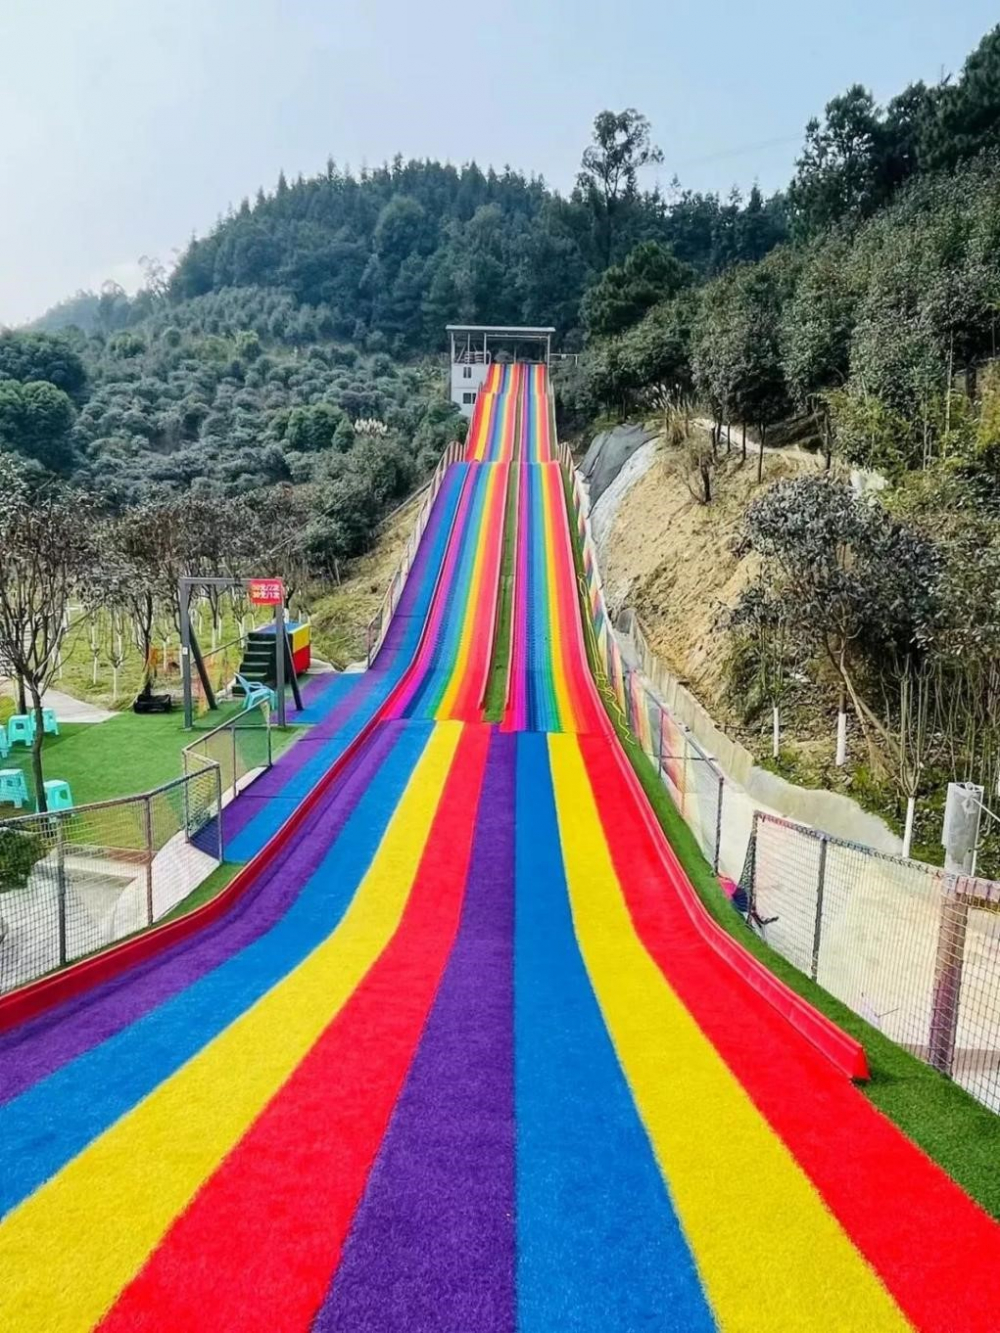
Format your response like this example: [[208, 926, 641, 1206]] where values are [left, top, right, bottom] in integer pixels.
[[1, 0, 997, 325]]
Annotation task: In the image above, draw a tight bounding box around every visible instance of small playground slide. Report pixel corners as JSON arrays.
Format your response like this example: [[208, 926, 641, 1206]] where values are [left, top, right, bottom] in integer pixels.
[[1, 368, 1000, 1331]]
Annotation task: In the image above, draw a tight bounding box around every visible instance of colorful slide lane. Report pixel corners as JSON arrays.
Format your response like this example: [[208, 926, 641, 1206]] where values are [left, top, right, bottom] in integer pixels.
[[466, 362, 523, 462], [223, 458, 469, 861], [2, 364, 1000, 1331]]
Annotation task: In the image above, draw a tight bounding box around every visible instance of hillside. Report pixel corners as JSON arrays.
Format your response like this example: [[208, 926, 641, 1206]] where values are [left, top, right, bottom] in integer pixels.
[[596, 430, 817, 717]]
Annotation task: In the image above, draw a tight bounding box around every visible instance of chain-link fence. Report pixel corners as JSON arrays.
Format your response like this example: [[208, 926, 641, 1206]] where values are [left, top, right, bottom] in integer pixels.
[[622, 662, 726, 871], [366, 440, 464, 665], [0, 764, 222, 995], [742, 812, 1000, 1112], [182, 703, 272, 804]]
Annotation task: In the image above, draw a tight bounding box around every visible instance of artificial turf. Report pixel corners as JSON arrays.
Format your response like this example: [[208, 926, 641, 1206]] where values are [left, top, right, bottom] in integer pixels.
[[561, 465, 1000, 1222]]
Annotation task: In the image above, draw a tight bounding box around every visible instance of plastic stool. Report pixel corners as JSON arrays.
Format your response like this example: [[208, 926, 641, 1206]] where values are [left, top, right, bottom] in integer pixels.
[[0, 726, 9, 760], [42, 707, 59, 736], [42, 779, 73, 812], [6, 714, 34, 747], [0, 769, 29, 810]]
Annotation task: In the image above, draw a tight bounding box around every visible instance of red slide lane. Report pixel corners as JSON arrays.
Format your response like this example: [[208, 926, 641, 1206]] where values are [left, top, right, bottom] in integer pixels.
[[99, 725, 490, 1333], [0, 464, 475, 1038], [580, 734, 1000, 1332], [546, 462, 607, 735]]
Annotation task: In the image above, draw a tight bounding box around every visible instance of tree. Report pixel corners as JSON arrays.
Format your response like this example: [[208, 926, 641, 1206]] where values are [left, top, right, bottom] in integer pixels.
[[577, 109, 664, 268], [0, 465, 94, 809], [581, 241, 692, 340], [780, 234, 856, 467], [0, 380, 76, 473], [0, 331, 87, 400], [737, 475, 941, 767], [788, 86, 882, 236]]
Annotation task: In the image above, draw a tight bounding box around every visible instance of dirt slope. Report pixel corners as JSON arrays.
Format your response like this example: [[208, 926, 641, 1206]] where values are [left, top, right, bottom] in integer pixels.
[[598, 432, 816, 724]]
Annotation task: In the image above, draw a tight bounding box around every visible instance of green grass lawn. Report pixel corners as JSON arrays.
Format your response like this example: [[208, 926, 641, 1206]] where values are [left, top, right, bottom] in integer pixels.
[[561, 466, 1000, 1220], [0, 704, 304, 814]]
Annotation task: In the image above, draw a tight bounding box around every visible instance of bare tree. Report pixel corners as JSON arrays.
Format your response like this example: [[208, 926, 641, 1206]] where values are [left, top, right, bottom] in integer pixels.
[[0, 467, 94, 809]]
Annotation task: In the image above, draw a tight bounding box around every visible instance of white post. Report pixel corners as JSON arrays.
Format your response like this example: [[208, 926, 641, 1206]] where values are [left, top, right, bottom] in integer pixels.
[[928, 783, 983, 1074], [835, 710, 847, 766], [902, 795, 916, 858], [772, 704, 780, 759]]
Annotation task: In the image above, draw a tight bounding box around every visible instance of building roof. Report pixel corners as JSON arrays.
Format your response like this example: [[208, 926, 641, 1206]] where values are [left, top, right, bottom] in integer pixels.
[[446, 324, 555, 337]]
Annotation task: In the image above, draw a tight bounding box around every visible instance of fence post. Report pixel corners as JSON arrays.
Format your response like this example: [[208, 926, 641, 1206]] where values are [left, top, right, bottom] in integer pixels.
[[55, 819, 68, 967], [143, 793, 155, 927], [231, 721, 238, 798], [680, 731, 689, 819], [215, 763, 224, 863], [928, 782, 981, 1075], [811, 835, 828, 982], [657, 709, 665, 779], [743, 811, 760, 922], [713, 773, 724, 874], [265, 710, 273, 769]]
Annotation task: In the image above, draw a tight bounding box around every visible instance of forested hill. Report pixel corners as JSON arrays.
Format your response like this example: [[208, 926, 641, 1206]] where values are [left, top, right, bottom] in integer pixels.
[[6, 22, 1000, 582], [33, 119, 788, 355]]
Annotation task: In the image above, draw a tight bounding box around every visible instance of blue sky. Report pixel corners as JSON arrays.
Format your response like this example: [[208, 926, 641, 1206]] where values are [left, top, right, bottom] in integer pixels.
[[1, 0, 997, 325]]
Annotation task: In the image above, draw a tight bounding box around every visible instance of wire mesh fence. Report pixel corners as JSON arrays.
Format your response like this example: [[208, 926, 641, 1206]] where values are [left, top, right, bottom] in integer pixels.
[[366, 440, 464, 665], [742, 812, 1000, 1112], [0, 765, 222, 995], [182, 703, 272, 804]]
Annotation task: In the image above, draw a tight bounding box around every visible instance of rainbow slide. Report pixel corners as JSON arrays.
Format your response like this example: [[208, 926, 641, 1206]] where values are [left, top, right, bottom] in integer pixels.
[[1, 369, 999, 1331]]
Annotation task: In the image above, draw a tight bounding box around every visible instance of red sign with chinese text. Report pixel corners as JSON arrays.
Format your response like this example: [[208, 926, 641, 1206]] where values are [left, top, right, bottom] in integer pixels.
[[248, 578, 284, 606]]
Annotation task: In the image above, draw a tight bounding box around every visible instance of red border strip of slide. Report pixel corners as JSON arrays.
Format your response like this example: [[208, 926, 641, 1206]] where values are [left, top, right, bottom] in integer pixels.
[[0, 465, 472, 1038], [556, 462, 869, 1080]]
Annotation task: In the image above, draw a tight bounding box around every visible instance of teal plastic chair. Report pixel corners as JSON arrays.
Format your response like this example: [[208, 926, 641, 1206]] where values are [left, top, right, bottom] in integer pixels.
[[0, 725, 9, 760], [6, 714, 34, 747], [42, 779, 73, 811], [42, 707, 59, 736], [0, 769, 29, 810], [234, 674, 276, 711]]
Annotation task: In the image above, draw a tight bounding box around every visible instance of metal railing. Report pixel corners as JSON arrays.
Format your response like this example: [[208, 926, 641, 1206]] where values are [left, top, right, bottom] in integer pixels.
[[742, 811, 1000, 1113], [365, 440, 464, 666], [0, 765, 223, 995], [182, 702, 272, 806]]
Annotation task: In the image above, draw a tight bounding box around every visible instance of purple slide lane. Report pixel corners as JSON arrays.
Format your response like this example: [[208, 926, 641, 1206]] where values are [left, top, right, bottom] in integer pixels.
[[0, 722, 401, 1105], [314, 727, 516, 1333]]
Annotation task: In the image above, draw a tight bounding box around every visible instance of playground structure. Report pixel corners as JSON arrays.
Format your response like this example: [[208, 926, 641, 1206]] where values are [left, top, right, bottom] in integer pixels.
[[0, 357, 999, 1329], [178, 576, 303, 729]]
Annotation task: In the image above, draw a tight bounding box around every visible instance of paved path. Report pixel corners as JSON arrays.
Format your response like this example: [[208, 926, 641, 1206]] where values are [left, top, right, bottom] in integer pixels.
[[0, 683, 115, 724]]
